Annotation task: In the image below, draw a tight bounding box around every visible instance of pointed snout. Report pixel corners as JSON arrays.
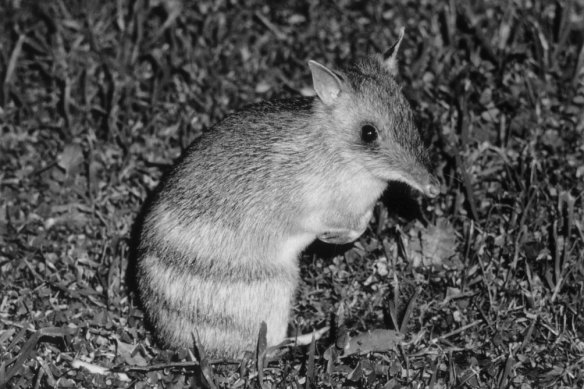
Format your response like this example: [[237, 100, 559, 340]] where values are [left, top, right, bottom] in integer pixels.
[[424, 176, 441, 198]]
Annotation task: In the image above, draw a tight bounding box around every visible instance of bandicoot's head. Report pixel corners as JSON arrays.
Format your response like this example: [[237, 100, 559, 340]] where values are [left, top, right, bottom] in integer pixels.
[[309, 29, 439, 198]]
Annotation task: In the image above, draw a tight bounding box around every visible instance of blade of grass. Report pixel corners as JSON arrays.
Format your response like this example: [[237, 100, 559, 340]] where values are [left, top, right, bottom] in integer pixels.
[[399, 289, 419, 335], [2, 33, 26, 107], [257, 321, 268, 389], [305, 334, 316, 389]]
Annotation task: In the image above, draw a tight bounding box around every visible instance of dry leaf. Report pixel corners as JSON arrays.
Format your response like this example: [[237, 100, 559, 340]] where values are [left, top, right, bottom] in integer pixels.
[[408, 218, 461, 269], [57, 143, 84, 176], [116, 341, 148, 367], [340, 329, 403, 358]]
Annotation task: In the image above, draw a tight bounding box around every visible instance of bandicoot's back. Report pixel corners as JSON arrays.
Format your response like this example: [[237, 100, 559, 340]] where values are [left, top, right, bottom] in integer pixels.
[[135, 32, 439, 358]]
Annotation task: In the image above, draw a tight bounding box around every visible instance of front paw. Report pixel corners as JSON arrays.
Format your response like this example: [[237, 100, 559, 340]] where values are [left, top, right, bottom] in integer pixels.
[[316, 208, 374, 244], [318, 229, 363, 244]]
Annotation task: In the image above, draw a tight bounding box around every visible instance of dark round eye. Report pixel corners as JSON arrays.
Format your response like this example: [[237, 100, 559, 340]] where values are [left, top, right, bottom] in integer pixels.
[[361, 124, 378, 143]]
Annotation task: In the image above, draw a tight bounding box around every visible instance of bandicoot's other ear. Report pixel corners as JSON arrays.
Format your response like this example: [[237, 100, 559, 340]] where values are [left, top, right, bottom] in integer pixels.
[[382, 27, 405, 76], [308, 60, 344, 106]]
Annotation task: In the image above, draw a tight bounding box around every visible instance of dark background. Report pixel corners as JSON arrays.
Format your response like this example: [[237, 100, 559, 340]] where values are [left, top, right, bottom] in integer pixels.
[[1, 0, 583, 387]]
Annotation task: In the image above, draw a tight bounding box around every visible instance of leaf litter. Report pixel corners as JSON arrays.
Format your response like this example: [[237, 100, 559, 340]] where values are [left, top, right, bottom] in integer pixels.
[[1, 0, 584, 388]]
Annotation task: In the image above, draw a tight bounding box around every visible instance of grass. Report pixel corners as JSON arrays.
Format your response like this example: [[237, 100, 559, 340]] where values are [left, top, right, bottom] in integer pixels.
[[1, 0, 584, 387]]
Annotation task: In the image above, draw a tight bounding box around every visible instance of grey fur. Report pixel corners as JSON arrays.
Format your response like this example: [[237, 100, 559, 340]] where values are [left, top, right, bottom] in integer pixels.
[[135, 53, 439, 358]]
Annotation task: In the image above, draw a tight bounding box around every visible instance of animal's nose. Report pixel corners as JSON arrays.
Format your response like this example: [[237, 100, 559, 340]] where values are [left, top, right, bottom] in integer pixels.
[[425, 181, 440, 198]]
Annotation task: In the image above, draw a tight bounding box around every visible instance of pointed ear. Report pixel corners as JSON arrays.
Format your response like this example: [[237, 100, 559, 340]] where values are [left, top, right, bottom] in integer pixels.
[[308, 60, 344, 106], [382, 27, 405, 76]]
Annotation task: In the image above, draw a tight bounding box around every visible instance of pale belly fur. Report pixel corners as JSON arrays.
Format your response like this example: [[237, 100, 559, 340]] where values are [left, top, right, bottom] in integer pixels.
[[140, 231, 316, 358]]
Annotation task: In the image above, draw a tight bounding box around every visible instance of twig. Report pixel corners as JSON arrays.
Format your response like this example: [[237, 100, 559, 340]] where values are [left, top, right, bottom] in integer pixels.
[[71, 360, 130, 382], [114, 358, 240, 374], [114, 361, 198, 373], [254, 11, 286, 40], [430, 319, 483, 343]]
